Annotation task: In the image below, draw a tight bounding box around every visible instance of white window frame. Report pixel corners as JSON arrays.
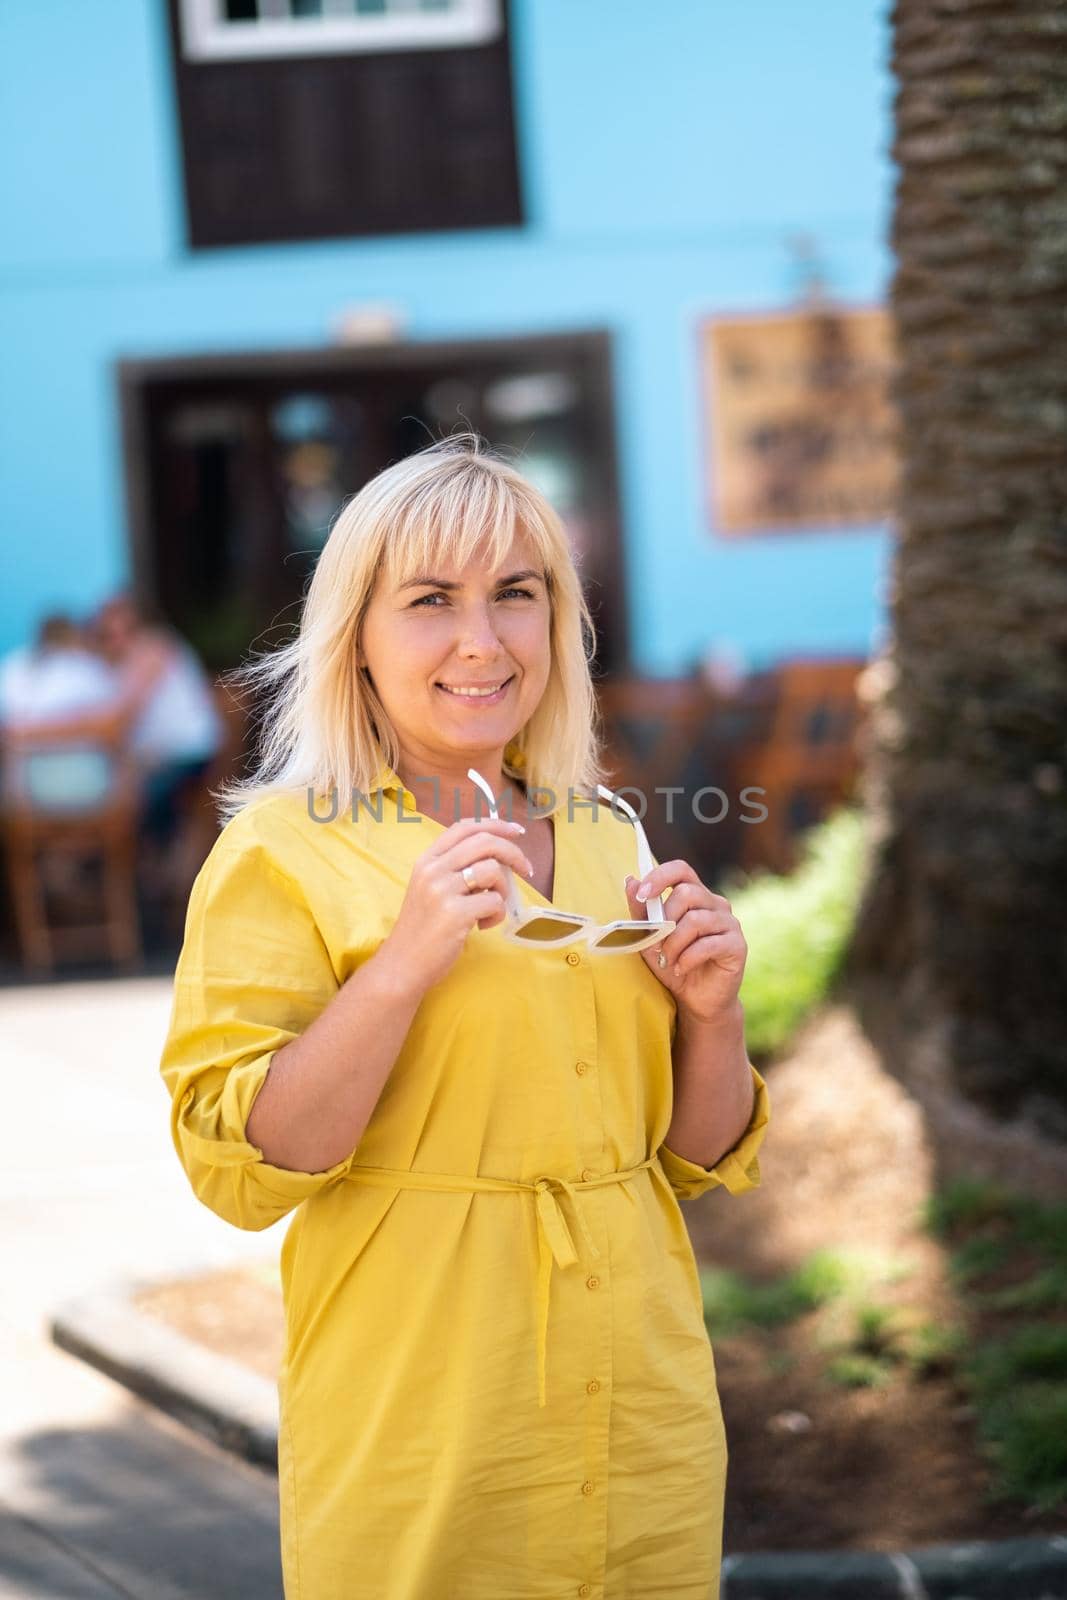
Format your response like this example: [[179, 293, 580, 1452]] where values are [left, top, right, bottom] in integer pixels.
[[179, 0, 502, 62]]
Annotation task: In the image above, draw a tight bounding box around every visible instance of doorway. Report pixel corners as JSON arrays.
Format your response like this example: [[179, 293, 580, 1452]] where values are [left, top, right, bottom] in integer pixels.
[[118, 330, 627, 676]]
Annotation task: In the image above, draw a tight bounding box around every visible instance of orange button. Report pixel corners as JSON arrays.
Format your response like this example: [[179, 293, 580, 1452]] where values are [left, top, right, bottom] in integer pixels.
[[574, 1061, 589, 1075], [586, 1274, 600, 1290], [586, 1379, 601, 1395], [580, 1168, 595, 1182], [566, 950, 581, 966], [581, 1480, 595, 1496]]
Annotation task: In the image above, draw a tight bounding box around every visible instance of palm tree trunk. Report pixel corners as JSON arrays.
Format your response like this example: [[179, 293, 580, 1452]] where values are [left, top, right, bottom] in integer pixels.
[[847, 0, 1067, 1138]]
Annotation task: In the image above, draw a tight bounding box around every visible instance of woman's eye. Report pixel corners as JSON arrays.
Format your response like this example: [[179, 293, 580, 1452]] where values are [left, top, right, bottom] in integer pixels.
[[409, 587, 534, 609]]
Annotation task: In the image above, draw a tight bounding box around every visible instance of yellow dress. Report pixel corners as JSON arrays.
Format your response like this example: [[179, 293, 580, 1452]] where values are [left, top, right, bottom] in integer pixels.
[[159, 756, 771, 1600]]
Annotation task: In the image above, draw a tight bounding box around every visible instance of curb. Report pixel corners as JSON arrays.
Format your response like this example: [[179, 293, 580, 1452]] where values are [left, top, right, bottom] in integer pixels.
[[50, 1277, 278, 1470], [721, 1539, 1067, 1599], [52, 1277, 1067, 1599]]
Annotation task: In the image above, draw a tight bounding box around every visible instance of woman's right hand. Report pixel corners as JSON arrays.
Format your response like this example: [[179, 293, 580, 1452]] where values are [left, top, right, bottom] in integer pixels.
[[379, 816, 533, 993]]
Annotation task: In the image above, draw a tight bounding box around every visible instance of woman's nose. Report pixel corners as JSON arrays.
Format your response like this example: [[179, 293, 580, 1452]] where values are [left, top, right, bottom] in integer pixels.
[[457, 607, 505, 654]]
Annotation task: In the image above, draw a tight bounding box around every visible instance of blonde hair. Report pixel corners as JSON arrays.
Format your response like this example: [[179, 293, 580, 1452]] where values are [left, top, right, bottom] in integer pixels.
[[212, 433, 610, 823]]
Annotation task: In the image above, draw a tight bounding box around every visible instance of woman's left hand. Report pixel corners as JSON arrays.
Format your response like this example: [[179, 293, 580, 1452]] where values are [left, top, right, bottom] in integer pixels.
[[623, 863, 747, 1023]]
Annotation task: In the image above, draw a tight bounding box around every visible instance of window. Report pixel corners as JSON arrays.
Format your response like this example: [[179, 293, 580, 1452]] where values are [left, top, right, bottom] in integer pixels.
[[167, 0, 522, 246], [179, 0, 502, 61]]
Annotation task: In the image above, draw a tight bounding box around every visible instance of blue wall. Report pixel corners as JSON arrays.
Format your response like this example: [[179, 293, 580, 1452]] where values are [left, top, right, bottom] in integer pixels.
[[0, 0, 894, 674]]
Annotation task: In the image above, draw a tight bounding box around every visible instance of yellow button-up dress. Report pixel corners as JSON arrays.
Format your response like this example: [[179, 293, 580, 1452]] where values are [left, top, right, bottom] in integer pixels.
[[159, 758, 770, 1600]]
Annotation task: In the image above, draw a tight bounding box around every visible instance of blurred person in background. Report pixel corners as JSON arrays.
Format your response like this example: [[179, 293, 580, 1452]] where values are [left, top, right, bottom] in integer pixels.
[[0, 612, 119, 730], [89, 593, 224, 855], [3, 594, 224, 857]]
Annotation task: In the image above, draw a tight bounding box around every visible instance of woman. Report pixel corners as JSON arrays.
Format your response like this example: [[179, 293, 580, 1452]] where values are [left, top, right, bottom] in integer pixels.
[[90, 593, 224, 851], [159, 435, 770, 1600]]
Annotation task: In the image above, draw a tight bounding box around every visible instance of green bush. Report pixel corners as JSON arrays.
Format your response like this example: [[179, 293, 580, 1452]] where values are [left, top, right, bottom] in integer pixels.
[[852, 1302, 905, 1358], [976, 1265, 1067, 1313], [967, 1325, 1067, 1391], [948, 1235, 1013, 1286], [823, 1353, 894, 1389], [721, 807, 867, 1058], [700, 1248, 857, 1334], [922, 1175, 1018, 1236], [901, 1320, 969, 1379], [923, 1177, 1067, 1511], [974, 1386, 1067, 1511]]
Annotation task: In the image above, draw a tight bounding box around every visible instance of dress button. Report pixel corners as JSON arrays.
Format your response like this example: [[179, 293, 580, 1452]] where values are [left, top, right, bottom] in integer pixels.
[[566, 951, 581, 966], [580, 1168, 594, 1182], [574, 1061, 588, 1076], [578, 1587, 592, 1598], [586, 1378, 601, 1395], [581, 1480, 595, 1496], [586, 1274, 600, 1290]]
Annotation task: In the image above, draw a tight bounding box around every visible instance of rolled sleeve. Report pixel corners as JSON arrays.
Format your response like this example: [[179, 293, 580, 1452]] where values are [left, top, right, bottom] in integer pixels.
[[160, 834, 350, 1232], [657, 1062, 770, 1202]]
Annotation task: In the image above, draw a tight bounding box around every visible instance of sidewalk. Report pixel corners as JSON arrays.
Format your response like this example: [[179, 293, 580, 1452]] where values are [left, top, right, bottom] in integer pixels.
[[0, 974, 286, 1598]]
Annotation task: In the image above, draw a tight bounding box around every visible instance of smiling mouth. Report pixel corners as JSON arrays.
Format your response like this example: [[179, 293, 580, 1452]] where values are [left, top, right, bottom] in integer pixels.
[[435, 676, 515, 701]]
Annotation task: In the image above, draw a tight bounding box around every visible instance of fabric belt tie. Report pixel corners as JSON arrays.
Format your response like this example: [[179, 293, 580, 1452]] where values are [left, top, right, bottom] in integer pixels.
[[343, 1155, 660, 1407]]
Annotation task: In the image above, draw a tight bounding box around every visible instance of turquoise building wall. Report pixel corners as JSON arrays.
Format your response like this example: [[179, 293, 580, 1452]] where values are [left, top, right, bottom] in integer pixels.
[[0, 0, 894, 673]]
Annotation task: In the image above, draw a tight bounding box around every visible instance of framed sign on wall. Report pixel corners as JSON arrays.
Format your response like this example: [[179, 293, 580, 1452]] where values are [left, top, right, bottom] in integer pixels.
[[701, 304, 899, 537]]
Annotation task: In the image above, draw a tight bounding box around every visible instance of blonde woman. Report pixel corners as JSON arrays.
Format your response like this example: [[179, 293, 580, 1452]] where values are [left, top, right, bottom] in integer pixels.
[[159, 435, 770, 1600]]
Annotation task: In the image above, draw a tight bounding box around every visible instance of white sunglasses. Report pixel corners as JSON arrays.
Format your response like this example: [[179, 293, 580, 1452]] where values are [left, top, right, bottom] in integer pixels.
[[467, 768, 676, 954]]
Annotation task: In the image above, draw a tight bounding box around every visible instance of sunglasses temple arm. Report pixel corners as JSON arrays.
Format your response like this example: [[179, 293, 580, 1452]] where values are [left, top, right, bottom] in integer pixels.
[[501, 861, 525, 920], [595, 783, 667, 925], [467, 766, 524, 921], [632, 820, 667, 924]]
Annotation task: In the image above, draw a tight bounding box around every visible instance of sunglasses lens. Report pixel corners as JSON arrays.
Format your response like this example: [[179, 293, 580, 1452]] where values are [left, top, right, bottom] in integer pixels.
[[516, 916, 587, 943], [595, 925, 661, 949]]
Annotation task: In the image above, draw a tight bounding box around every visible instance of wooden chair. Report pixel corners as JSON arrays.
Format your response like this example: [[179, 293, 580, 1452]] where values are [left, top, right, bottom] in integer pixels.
[[0, 732, 144, 975], [595, 675, 711, 783], [731, 656, 867, 875], [594, 674, 771, 883]]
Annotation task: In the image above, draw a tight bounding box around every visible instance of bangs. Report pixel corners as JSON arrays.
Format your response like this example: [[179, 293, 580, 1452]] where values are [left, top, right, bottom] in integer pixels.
[[378, 459, 555, 591]]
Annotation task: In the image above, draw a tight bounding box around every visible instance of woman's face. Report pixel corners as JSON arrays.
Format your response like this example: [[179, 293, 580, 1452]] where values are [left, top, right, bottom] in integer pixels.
[[358, 534, 552, 784]]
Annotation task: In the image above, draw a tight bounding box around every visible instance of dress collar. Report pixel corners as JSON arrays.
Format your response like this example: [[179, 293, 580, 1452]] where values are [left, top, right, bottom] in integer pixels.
[[364, 760, 406, 801]]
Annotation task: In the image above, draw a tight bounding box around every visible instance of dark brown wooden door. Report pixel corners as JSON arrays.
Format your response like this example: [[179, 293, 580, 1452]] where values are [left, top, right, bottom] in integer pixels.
[[119, 333, 627, 676]]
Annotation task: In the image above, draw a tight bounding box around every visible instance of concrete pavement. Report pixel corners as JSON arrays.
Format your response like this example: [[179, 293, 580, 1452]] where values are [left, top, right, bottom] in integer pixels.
[[1, 975, 287, 1598]]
